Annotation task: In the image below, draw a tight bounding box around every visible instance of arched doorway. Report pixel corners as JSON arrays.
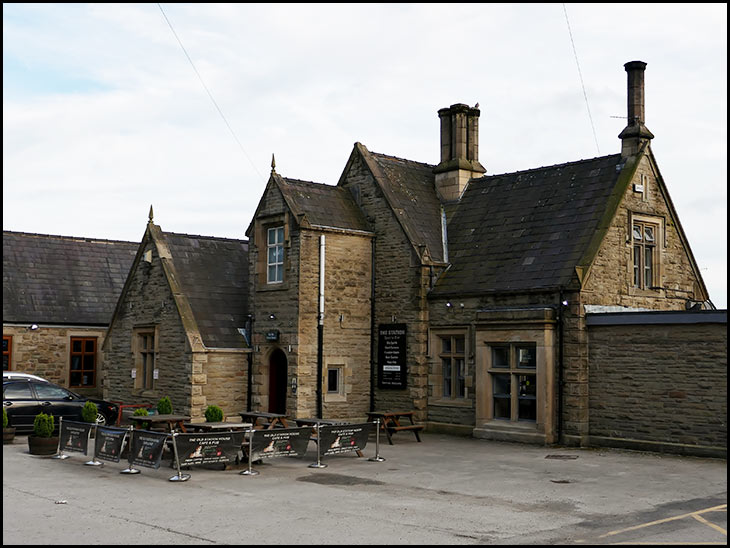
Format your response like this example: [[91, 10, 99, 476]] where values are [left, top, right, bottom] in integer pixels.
[[268, 348, 288, 414]]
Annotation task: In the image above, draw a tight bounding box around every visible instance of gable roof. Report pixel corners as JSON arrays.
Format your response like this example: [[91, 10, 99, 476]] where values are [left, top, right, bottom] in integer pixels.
[[161, 231, 250, 349], [430, 153, 627, 296], [342, 143, 446, 264], [275, 175, 370, 233], [3, 231, 137, 325]]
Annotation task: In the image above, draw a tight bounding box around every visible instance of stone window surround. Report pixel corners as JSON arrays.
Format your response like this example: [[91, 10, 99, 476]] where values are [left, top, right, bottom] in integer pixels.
[[132, 325, 158, 392], [628, 211, 665, 294], [324, 357, 349, 403], [254, 213, 290, 292], [428, 327, 473, 408]]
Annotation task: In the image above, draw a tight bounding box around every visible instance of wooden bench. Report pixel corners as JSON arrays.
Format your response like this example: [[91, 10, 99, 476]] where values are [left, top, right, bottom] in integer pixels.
[[367, 411, 424, 444]]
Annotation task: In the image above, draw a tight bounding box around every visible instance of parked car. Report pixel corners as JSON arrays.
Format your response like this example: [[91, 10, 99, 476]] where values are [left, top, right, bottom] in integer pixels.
[[2, 371, 49, 382], [2, 379, 119, 433]]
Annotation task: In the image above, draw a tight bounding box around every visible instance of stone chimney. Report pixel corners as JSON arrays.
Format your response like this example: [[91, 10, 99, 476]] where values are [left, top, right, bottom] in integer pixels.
[[619, 61, 654, 157], [433, 103, 486, 202]]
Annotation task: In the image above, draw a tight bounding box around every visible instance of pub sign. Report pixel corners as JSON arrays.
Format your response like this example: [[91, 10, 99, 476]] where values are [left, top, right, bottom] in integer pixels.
[[378, 323, 407, 389]]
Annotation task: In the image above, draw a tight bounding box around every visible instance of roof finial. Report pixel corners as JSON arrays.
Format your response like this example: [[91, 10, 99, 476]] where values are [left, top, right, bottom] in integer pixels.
[[271, 153, 276, 174], [148, 204, 154, 224]]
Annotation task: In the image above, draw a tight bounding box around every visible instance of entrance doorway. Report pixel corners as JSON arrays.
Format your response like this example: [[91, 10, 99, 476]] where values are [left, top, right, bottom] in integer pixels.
[[268, 348, 288, 414]]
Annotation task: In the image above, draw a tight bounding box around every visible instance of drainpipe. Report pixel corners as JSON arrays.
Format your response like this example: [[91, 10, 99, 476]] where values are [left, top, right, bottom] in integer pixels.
[[246, 314, 253, 412], [369, 238, 376, 413], [317, 235, 325, 419], [557, 290, 566, 444]]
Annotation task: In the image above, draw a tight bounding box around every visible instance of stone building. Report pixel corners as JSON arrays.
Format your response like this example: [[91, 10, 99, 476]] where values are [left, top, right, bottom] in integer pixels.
[[101, 212, 250, 420], [3, 231, 137, 397], [243, 60, 724, 456]]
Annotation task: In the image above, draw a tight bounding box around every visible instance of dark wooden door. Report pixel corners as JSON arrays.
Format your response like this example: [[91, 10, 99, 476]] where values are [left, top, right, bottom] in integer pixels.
[[268, 349, 287, 414]]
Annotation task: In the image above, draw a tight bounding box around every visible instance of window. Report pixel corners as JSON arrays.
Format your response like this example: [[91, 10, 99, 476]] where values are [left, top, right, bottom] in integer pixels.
[[136, 330, 156, 390], [327, 366, 342, 395], [267, 226, 284, 284], [440, 335, 466, 399], [324, 363, 347, 402], [69, 337, 97, 388], [489, 344, 537, 422], [632, 220, 658, 289], [3, 336, 11, 371]]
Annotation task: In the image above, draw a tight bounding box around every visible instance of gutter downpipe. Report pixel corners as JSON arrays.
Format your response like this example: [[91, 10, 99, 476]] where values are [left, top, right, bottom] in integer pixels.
[[246, 314, 253, 412], [369, 238, 376, 413], [557, 289, 566, 444], [317, 235, 325, 419]]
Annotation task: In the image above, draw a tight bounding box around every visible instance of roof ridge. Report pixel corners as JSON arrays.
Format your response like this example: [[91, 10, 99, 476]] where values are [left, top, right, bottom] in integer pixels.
[[162, 230, 248, 243], [282, 176, 343, 189], [2, 229, 137, 245], [370, 150, 435, 169], [474, 153, 623, 181]]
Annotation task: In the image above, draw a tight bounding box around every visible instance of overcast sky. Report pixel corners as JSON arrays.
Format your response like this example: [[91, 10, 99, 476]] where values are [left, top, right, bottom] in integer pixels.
[[3, 3, 727, 307]]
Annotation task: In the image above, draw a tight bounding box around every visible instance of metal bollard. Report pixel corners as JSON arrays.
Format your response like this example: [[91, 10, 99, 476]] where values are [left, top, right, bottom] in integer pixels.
[[368, 418, 385, 462]]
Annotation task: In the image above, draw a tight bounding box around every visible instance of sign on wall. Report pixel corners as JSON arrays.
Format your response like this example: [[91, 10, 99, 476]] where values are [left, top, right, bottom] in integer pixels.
[[378, 323, 407, 389]]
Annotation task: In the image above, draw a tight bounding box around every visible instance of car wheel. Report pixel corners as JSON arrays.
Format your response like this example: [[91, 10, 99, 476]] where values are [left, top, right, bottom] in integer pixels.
[[95, 412, 107, 426]]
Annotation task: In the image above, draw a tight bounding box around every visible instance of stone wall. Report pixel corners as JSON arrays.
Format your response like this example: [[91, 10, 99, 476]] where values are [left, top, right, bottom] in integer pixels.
[[587, 312, 727, 457], [102, 238, 193, 414], [339, 152, 430, 420], [3, 325, 107, 396], [197, 350, 249, 422]]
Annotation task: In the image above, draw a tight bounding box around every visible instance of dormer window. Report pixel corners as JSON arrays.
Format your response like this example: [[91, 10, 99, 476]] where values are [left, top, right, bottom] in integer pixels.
[[633, 220, 658, 289], [267, 227, 284, 284]]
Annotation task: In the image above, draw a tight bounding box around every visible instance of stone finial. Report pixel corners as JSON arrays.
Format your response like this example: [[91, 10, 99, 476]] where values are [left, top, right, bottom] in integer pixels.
[[271, 154, 276, 174], [148, 204, 154, 224]]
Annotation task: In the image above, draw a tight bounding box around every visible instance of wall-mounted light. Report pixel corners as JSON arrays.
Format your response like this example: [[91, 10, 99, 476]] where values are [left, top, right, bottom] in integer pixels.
[[446, 302, 453, 308], [29, 324, 39, 330], [269, 313, 276, 320], [561, 300, 569, 307]]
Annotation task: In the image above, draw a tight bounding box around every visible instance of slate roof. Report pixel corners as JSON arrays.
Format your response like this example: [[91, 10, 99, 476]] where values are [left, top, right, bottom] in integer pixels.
[[277, 176, 370, 233], [3, 231, 137, 325], [367, 151, 445, 263], [162, 231, 249, 349], [431, 154, 626, 296]]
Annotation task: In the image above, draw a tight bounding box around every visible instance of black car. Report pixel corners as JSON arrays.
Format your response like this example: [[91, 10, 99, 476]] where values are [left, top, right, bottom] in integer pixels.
[[3, 379, 119, 433]]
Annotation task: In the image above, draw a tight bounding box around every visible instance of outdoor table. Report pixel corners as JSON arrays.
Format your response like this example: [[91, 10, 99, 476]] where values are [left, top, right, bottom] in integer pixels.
[[182, 421, 252, 433], [367, 411, 424, 444], [129, 414, 191, 433], [238, 411, 289, 429]]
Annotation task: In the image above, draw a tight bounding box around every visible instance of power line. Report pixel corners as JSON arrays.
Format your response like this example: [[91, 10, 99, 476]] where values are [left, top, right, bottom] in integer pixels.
[[157, 3, 265, 181], [562, 4, 601, 156]]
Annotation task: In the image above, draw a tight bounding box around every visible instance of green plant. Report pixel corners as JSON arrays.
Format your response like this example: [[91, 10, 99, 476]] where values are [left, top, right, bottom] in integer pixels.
[[33, 413, 55, 438], [205, 405, 224, 423], [81, 401, 98, 423], [157, 396, 173, 415], [3, 407, 8, 429], [132, 407, 149, 417]]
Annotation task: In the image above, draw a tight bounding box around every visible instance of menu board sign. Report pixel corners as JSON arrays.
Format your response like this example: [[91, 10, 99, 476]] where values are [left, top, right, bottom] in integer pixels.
[[378, 323, 407, 389]]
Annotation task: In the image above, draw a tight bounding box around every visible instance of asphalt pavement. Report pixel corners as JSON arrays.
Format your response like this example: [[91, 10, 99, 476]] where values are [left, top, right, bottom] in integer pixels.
[[3, 431, 727, 545]]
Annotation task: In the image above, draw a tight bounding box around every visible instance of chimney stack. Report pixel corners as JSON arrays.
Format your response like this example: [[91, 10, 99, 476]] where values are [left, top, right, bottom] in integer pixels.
[[619, 61, 654, 157], [433, 103, 486, 202]]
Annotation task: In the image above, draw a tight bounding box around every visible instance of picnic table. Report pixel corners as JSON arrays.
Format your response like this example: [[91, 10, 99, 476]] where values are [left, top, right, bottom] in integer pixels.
[[238, 411, 289, 429], [182, 421, 252, 433], [129, 414, 190, 433], [366, 411, 424, 444]]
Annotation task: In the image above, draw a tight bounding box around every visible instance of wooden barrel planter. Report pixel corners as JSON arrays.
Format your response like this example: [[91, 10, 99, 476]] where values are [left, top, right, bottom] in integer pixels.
[[28, 435, 59, 456]]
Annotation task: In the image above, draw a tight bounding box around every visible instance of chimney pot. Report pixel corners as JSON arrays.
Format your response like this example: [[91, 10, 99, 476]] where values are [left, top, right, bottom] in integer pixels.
[[619, 60, 654, 157]]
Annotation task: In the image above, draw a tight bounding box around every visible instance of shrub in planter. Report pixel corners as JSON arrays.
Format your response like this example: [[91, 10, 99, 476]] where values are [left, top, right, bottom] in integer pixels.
[[28, 413, 58, 455], [133, 407, 150, 429], [3, 407, 15, 444], [82, 401, 99, 423], [205, 405, 224, 423], [157, 396, 173, 415]]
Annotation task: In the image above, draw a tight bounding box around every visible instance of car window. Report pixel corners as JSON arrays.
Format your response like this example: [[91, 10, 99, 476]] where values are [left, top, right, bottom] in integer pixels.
[[34, 383, 74, 400], [3, 383, 34, 400]]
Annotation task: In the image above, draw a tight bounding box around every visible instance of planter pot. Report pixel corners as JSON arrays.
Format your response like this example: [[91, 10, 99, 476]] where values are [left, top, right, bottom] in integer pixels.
[[3, 427, 15, 444], [28, 435, 59, 456]]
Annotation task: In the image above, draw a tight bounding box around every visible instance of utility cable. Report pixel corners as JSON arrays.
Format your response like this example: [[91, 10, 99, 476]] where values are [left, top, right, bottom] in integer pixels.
[[562, 4, 601, 156], [157, 3, 265, 181]]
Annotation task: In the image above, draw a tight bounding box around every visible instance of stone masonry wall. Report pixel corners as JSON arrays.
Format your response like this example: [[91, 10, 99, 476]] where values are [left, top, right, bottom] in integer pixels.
[[340, 153, 430, 420], [587, 320, 727, 455], [3, 325, 107, 396], [102, 239, 193, 414]]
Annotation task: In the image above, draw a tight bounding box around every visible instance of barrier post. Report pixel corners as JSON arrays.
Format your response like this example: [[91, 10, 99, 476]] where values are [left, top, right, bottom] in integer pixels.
[[53, 417, 70, 460], [84, 423, 103, 466], [368, 419, 385, 462], [240, 426, 259, 476], [308, 423, 327, 469], [121, 425, 140, 474], [168, 430, 190, 482]]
